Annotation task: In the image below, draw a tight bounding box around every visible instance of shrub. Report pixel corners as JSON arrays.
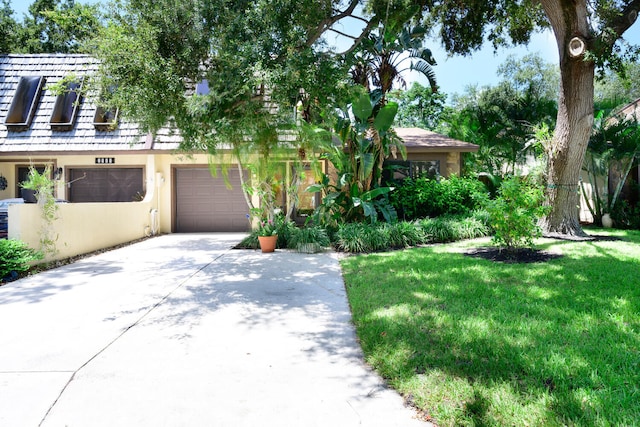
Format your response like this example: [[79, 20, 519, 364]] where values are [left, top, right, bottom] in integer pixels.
[[610, 199, 640, 230], [334, 216, 488, 253], [335, 223, 388, 253], [479, 176, 550, 250], [274, 215, 297, 248], [0, 239, 43, 279], [420, 214, 490, 243], [391, 175, 487, 220], [289, 226, 331, 252], [384, 221, 427, 248]]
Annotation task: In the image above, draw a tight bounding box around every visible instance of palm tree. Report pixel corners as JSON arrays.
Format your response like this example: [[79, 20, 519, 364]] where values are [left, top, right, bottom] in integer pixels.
[[351, 24, 438, 101]]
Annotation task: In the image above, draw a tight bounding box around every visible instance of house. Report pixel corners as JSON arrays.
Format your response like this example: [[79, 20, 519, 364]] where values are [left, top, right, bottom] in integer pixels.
[[1, 54, 478, 261], [389, 127, 479, 179]]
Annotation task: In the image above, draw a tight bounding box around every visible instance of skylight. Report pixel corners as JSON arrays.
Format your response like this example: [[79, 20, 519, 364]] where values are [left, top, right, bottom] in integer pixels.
[[93, 85, 119, 131], [50, 78, 83, 131], [93, 104, 119, 131], [4, 76, 45, 131]]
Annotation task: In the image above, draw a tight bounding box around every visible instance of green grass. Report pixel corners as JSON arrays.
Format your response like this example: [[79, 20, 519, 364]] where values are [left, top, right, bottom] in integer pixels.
[[341, 230, 640, 426]]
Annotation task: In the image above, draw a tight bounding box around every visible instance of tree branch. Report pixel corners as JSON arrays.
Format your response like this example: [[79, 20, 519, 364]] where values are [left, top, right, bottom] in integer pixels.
[[305, 0, 374, 48], [599, 0, 640, 48], [338, 17, 379, 55]]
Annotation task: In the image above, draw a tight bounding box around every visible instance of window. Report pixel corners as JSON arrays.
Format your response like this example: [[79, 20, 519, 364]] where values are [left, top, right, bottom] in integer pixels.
[[293, 165, 320, 221], [50, 79, 83, 131], [4, 76, 45, 131], [383, 160, 440, 184]]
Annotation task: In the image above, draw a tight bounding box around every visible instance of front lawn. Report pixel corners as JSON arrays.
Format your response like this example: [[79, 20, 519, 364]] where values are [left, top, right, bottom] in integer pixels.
[[341, 230, 640, 426]]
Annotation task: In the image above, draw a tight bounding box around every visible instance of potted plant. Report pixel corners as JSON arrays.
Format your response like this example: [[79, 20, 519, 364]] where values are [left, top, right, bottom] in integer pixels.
[[290, 226, 330, 254], [20, 166, 54, 204], [257, 218, 278, 253]]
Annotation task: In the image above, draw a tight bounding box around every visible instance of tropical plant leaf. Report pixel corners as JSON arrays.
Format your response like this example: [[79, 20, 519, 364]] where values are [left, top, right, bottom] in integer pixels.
[[374, 102, 398, 132], [352, 93, 373, 121], [305, 183, 324, 193]]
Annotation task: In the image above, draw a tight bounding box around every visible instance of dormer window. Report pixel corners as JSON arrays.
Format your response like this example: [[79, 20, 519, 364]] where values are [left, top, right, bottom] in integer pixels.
[[50, 78, 83, 131], [4, 76, 45, 131]]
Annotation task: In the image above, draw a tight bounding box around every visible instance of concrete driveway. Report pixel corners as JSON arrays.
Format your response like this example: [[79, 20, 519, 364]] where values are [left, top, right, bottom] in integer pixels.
[[0, 234, 428, 426]]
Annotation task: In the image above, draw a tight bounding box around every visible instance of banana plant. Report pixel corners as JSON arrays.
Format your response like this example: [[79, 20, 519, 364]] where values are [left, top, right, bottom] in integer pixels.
[[306, 91, 399, 226]]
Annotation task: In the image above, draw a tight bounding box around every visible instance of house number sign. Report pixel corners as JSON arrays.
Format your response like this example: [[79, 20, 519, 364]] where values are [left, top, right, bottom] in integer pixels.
[[95, 157, 115, 164]]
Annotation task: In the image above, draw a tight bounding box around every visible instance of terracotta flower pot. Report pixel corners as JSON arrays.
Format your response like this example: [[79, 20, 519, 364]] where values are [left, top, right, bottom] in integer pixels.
[[258, 235, 278, 253]]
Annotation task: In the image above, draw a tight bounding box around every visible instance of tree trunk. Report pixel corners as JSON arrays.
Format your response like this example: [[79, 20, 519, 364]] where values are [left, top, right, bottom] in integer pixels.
[[539, 0, 594, 238]]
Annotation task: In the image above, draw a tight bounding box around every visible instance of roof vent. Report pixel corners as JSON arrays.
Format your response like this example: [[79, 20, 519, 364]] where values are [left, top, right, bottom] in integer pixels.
[[4, 76, 45, 131], [50, 78, 84, 131]]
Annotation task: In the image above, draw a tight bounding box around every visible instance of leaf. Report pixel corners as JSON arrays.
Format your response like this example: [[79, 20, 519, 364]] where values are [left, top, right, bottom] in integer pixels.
[[362, 201, 375, 218], [374, 102, 398, 132], [352, 93, 373, 121], [363, 186, 393, 200], [305, 183, 324, 193], [360, 152, 375, 182]]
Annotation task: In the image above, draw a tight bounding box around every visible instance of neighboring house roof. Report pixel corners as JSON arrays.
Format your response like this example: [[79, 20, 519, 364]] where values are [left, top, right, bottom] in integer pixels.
[[394, 127, 478, 153], [616, 97, 640, 121], [0, 54, 180, 153]]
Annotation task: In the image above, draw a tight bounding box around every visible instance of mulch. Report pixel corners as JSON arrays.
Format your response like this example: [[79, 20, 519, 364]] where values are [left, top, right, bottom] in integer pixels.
[[463, 233, 624, 264], [464, 247, 563, 264]]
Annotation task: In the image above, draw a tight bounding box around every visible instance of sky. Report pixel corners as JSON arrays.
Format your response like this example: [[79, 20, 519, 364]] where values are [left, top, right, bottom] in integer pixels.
[[9, 0, 640, 97]]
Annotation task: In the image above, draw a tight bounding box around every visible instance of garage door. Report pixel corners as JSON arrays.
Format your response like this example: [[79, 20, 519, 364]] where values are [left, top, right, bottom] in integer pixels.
[[175, 167, 250, 232]]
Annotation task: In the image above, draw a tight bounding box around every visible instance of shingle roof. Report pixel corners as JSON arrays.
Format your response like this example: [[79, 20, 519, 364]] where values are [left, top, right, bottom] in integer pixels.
[[394, 127, 478, 152], [0, 54, 180, 153]]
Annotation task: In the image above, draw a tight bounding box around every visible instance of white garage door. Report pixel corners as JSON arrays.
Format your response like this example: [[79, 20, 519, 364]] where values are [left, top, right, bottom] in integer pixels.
[[175, 167, 250, 232]]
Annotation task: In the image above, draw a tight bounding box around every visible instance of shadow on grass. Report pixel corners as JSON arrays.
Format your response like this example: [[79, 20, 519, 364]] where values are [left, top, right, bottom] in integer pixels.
[[341, 234, 640, 426]]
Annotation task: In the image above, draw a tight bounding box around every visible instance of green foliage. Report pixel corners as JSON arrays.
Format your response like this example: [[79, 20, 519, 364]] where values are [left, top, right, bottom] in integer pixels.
[[0, 239, 43, 279], [309, 91, 401, 227], [17, 0, 102, 53], [391, 175, 487, 220], [289, 226, 331, 252], [20, 165, 59, 257], [388, 82, 447, 129], [610, 198, 640, 230], [353, 23, 438, 94], [0, 0, 18, 53], [583, 108, 640, 225], [274, 215, 297, 248], [419, 214, 490, 243], [479, 176, 549, 250], [335, 223, 389, 253], [440, 63, 557, 177], [333, 214, 490, 253], [256, 218, 278, 237], [595, 61, 640, 105]]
